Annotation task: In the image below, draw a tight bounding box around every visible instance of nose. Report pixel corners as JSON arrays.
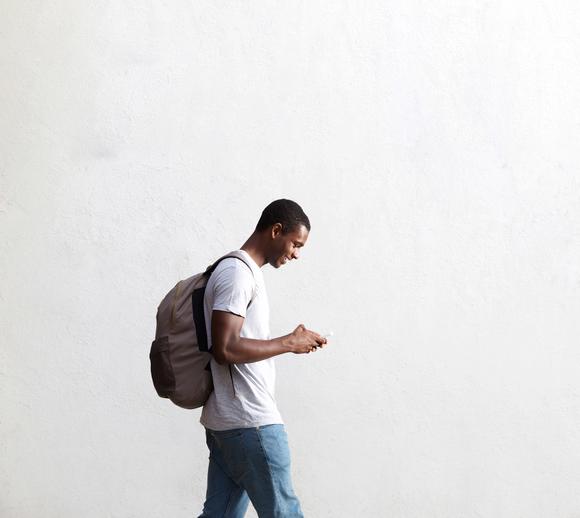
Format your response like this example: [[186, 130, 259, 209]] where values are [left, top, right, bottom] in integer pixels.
[[292, 249, 300, 260]]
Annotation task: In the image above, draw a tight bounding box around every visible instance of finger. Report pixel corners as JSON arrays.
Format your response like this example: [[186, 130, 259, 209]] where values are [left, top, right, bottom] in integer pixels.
[[308, 331, 323, 344]]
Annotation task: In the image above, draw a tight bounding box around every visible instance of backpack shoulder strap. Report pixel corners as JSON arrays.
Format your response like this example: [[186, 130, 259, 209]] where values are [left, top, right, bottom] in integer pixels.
[[203, 251, 258, 308]]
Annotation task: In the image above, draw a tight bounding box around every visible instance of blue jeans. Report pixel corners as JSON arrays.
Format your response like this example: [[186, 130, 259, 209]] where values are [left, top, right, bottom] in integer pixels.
[[198, 424, 304, 518]]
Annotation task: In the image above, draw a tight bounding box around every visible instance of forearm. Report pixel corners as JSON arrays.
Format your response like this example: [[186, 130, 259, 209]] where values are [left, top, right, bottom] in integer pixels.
[[216, 335, 292, 365]]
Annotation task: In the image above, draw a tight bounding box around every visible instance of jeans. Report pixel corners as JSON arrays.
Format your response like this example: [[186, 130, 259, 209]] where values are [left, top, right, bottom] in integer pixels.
[[198, 424, 304, 518]]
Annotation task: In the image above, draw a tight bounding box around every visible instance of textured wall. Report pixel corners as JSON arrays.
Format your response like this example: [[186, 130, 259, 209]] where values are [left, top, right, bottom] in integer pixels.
[[2, 1, 580, 517]]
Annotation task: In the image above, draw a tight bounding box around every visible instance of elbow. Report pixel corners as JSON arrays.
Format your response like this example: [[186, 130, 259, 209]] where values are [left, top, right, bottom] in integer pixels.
[[212, 345, 232, 365]]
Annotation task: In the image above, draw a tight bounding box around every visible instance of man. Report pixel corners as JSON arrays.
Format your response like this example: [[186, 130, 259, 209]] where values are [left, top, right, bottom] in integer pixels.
[[198, 199, 328, 518]]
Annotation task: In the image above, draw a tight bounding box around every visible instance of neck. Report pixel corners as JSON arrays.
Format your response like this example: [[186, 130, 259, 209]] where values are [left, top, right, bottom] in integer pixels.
[[240, 232, 267, 267]]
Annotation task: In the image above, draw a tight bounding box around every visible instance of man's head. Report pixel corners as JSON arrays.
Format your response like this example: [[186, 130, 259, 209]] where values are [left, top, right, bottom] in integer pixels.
[[254, 199, 310, 268]]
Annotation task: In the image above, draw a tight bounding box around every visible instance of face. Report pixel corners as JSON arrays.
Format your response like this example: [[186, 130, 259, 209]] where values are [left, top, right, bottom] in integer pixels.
[[268, 224, 309, 268]]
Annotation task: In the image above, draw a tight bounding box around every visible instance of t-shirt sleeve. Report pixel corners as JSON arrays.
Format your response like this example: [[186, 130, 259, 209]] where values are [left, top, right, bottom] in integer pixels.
[[211, 260, 255, 318]]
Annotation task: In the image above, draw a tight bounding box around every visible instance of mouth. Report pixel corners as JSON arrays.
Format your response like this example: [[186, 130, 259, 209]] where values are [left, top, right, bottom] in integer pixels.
[[281, 256, 290, 265]]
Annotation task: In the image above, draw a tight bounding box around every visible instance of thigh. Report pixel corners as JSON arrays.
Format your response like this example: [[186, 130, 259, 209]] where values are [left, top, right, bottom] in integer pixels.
[[239, 425, 304, 518], [199, 429, 250, 518]]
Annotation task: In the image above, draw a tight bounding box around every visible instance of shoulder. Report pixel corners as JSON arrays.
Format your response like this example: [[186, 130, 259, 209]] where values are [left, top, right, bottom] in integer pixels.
[[211, 257, 255, 286]]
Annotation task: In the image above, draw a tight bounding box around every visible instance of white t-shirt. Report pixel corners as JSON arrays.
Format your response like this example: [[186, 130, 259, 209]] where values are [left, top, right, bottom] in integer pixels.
[[199, 250, 284, 431]]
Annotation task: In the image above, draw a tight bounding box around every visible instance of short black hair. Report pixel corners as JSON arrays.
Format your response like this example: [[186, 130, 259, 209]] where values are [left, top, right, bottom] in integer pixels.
[[255, 199, 311, 234]]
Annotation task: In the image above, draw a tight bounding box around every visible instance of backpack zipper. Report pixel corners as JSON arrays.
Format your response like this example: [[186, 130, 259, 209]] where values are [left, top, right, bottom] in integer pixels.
[[169, 281, 182, 332]]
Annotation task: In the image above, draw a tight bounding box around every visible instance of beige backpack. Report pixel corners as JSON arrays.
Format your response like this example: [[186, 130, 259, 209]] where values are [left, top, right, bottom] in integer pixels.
[[149, 251, 255, 409]]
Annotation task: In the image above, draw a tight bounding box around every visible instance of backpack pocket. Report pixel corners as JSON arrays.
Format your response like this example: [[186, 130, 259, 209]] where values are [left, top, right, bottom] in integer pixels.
[[149, 336, 175, 397]]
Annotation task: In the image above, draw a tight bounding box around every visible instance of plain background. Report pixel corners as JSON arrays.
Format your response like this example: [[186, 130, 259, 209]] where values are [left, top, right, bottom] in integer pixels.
[[1, 1, 580, 517]]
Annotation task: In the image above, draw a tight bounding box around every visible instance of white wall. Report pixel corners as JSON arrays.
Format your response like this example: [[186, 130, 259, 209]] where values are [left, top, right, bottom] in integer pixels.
[[2, 2, 580, 517]]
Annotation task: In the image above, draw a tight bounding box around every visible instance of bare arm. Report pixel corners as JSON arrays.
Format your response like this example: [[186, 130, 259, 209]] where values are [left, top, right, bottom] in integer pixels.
[[211, 310, 327, 365]]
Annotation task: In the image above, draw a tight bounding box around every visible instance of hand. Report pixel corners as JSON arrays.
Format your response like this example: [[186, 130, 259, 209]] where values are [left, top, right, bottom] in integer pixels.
[[285, 324, 327, 354]]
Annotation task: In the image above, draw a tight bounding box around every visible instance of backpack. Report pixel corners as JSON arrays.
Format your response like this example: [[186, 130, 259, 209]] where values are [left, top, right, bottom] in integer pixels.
[[149, 251, 256, 409]]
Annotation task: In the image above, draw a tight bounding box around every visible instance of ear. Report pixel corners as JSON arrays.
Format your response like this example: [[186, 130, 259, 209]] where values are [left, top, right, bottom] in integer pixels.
[[271, 223, 283, 239]]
